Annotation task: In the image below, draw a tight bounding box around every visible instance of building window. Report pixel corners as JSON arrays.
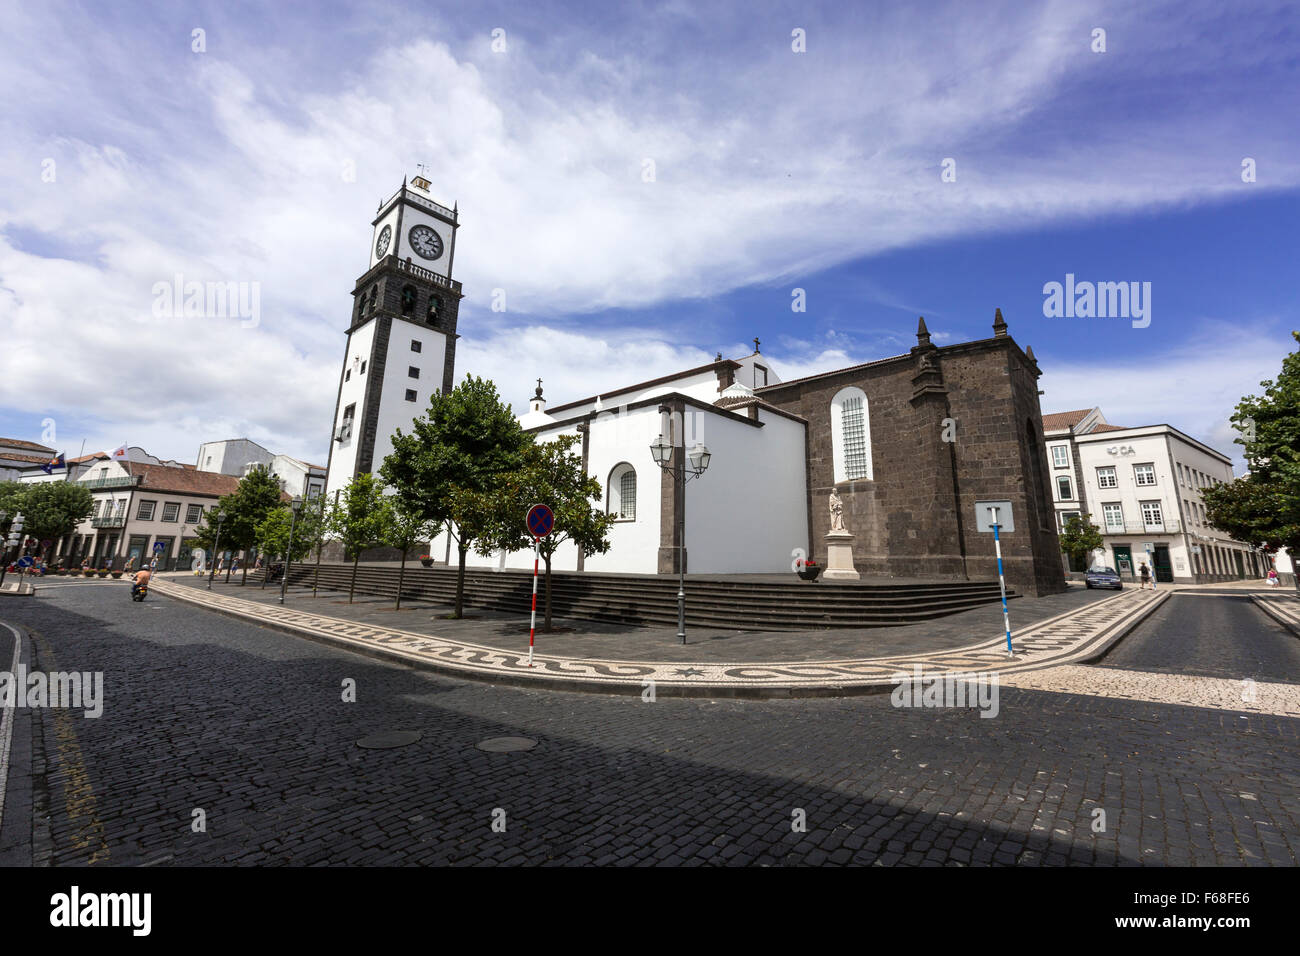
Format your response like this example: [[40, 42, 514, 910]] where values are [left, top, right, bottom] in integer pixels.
[[1051, 445, 1070, 469], [338, 404, 355, 443], [411, 339, 422, 353], [427, 296, 442, 325], [831, 387, 872, 482], [91, 500, 101, 518], [409, 366, 420, 378], [1096, 466, 1117, 489], [404, 389, 417, 402], [1056, 475, 1073, 500], [345, 369, 351, 382], [367, 286, 378, 314], [400, 285, 417, 316], [114, 500, 125, 517], [161, 502, 180, 522], [1177, 463, 1185, 485], [1102, 503, 1125, 532], [755, 364, 768, 387], [360, 360, 366, 374], [136, 500, 156, 521], [1059, 511, 1080, 533], [1140, 500, 1164, 531], [606, 463, 637, 519], [1134, 463, 1156, 486], [185, 504, 203, 523]]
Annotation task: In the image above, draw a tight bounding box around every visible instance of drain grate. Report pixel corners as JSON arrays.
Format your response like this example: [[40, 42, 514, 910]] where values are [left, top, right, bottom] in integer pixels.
[[476, 736, 537, 753], [355, 730, 422, 750]]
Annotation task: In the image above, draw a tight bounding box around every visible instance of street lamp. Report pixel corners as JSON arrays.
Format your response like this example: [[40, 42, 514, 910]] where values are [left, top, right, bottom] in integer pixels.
[[0, 513, 21, 589], [649, 408, 712, 644], [280, 495, 303, 605], [206, 513, 226, 591]]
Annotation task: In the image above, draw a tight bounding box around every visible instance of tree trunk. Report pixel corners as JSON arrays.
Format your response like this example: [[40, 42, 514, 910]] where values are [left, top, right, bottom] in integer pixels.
[[241, 557, 249, 586], [454, 542, 468, 618], [543, 554, 553, 632], [350, 551, 360, 604], [313, 541, 322, 597], [224, 554, 233, 583], [395, 546, 407, 610]]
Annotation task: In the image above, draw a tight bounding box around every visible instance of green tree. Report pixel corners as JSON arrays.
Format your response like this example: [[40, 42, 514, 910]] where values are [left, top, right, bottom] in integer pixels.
[[471, 436, 615, 631], [329, 473, 388, 603], [1059, 515, 1105, 572], [221, 466, 286, 584], [192, 500, 231, 572], [256, 504, 319, 564], [11, 482, 95, 554], [1205, 331, 1300, 588], [381, 375, 532, 618], [378, 496, 439, 610]]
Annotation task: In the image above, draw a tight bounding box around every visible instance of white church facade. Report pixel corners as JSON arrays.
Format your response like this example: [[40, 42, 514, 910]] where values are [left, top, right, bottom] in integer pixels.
[[325, 177, 1067, 596]]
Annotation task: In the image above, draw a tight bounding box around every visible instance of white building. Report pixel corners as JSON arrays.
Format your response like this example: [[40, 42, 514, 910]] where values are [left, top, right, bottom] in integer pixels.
[[428, 357, 809, 575], [197, 438, 325, 499], [1043, 408, 1263, 583]]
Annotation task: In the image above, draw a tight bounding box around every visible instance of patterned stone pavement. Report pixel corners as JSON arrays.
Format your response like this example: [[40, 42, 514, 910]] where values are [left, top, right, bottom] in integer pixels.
[[150, 577, 1171, 695]]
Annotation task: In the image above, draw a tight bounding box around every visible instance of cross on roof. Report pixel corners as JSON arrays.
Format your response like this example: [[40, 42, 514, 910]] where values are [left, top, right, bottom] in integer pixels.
[[753, 337, 761, 353]]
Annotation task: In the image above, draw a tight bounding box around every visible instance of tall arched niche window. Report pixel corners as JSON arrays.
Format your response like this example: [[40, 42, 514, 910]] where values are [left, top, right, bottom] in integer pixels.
[[607, 462, 637, 520], [830, 386, 872, 482]]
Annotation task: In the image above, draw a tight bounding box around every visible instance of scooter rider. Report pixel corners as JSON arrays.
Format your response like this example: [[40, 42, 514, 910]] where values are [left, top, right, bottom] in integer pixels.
[[131, 566, 152, 598]]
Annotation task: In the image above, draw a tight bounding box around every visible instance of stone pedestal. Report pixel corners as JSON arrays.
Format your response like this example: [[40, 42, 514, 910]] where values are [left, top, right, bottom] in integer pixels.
[[823, 530, 860, 581]]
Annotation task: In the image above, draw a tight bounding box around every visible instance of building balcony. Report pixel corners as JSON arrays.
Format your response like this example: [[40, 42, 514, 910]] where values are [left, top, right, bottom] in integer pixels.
[[81, 476, 139, 489], [91, 515, 126, 529], [1103, 519, 1182, 535]]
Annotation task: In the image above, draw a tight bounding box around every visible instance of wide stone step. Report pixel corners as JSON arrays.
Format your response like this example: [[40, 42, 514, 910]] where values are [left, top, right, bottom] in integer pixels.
[[274, 565, 1016, 630]]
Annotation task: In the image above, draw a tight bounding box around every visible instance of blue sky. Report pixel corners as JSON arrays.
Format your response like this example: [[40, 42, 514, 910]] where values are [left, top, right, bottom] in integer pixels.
[[0, 0, 1296, 469]]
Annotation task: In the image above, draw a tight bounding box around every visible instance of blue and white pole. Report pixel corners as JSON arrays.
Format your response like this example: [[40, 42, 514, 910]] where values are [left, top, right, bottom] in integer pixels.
[[991, 507, 1013, 656]]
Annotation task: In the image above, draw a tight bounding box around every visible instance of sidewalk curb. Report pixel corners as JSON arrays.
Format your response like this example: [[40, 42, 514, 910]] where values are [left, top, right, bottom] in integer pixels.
[[151, 581, 1175, 700], [1249, 594, 1300, 640]]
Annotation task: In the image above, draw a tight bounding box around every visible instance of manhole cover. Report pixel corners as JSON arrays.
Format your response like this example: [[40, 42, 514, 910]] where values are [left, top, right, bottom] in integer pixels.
[[476, 736, 538, 753], [355, 730, 422, 749]]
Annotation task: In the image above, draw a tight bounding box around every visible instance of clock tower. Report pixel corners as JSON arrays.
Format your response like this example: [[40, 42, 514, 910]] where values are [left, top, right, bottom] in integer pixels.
[[324, 175, 463, 501]]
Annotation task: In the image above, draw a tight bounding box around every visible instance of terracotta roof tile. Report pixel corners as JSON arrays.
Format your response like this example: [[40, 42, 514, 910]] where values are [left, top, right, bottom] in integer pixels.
[[1041, 409, 1093, 432], [0, 438, 56, 454], [1089, 423, 1127, 432], [131, 463, 241, 497]]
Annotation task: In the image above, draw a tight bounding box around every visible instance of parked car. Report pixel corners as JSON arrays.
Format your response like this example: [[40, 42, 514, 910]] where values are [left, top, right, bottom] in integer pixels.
[[1085, 566, 1123, 589]]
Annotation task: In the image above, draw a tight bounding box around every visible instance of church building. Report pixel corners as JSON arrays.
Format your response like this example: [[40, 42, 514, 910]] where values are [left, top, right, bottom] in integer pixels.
[[326, 177, 1066, 597]]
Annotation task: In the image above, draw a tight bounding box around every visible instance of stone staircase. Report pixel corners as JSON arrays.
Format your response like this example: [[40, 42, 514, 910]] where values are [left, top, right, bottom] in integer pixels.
[[273, 565, 1018, 631]]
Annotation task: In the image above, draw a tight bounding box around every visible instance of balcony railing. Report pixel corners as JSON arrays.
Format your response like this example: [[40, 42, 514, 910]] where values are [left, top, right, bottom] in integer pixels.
[[1103, 519, 1182, 535], [91, 515, 126, 529], [81, 476, 139, 489], [391, 255, 462, 292]]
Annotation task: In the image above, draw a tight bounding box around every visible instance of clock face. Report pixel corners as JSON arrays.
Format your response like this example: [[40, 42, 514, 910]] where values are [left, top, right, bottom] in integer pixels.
[[375, 225, 391, 258], [408, 224, 444, 261]]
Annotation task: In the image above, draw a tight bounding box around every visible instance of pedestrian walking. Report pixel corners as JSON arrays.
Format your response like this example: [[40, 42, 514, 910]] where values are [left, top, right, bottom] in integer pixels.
[[1139, 562, 1151, 590]]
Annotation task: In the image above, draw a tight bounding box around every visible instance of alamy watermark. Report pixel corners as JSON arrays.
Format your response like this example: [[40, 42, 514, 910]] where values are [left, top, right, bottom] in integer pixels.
[[890, 665, 1000, 718], [0, 665, 103, 718], [150, 274, 260, 328], [1042, 273, 1150, 328]]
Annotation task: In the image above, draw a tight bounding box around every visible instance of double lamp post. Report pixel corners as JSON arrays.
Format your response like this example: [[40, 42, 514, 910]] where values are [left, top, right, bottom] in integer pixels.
[[649, 404, 712, 645]]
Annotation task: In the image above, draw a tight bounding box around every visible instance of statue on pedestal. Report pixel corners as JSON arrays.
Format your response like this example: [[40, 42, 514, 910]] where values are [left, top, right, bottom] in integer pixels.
[[829, 491, 847, 533]]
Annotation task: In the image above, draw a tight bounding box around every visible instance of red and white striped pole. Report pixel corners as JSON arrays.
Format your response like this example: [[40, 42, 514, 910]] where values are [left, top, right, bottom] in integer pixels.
[[528, 535, 539, 667]]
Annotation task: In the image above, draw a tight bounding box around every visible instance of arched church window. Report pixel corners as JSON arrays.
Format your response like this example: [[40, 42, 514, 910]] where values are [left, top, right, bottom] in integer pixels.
[[400, 285, 417, 316], [427, 295, 442, 325], [607, 463, 637, 520], [367, 286, 378, 314], [830, 386, 872, 482]]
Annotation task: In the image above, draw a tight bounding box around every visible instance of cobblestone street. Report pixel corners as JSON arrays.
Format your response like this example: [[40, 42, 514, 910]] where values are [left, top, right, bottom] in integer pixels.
[[0, 581, 1296, 866]]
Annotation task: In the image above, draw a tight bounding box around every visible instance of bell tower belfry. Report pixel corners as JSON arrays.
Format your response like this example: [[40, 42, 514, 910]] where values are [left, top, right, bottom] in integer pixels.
[[324, 175, 464, 500]]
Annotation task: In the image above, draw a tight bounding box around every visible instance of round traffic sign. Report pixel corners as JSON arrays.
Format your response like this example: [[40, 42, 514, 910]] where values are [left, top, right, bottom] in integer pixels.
[[16, 556, 33, 569], [526, 503, 554, 538]]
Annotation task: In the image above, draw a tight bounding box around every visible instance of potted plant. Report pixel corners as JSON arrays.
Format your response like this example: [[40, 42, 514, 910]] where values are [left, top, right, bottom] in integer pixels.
[[420, 554, 435, 568], [110, 570, 123, 579], [97, 568, 109, 578], [796, 558, 822, 582]]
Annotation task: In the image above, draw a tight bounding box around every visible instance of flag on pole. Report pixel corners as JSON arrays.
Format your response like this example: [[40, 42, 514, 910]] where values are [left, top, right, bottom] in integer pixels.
[[111, 443, 129, 461], [40, 452, 66, 475]]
